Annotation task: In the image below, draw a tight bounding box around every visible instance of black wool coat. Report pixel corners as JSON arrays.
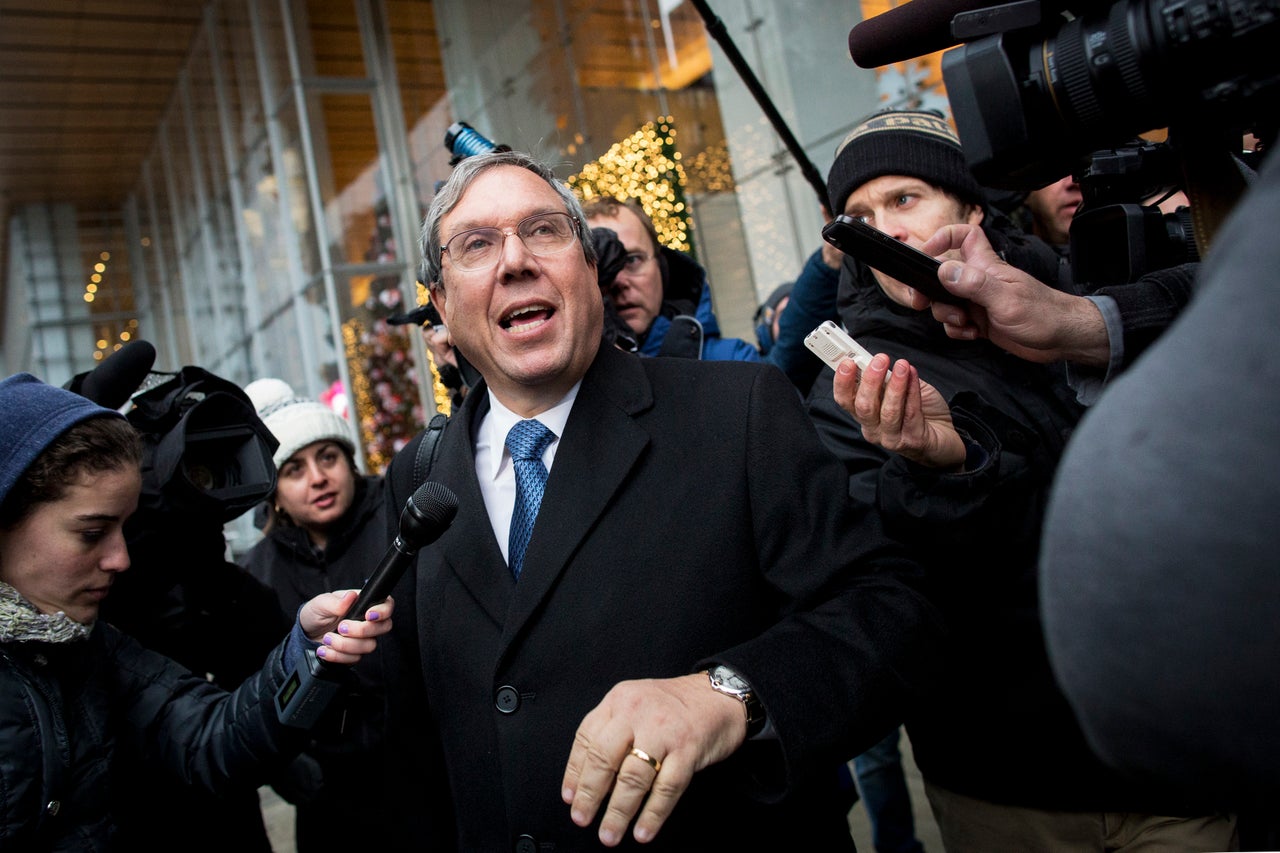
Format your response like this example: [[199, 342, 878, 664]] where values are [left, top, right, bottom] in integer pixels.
[[381, 343, 946, 851]]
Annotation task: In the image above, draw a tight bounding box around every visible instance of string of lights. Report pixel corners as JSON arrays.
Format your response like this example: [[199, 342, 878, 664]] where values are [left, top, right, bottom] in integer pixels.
[[87, 250, 140, 362], [569, 118, 693, 255]]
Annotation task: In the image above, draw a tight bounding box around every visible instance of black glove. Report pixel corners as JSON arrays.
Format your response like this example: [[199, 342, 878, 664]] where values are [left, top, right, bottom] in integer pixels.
[[591, 226, 628, 292]]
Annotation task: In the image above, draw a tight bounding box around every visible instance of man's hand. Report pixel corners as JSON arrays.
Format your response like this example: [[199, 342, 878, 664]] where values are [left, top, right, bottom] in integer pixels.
[[425, 323, 458, 369], [298, 591, 394, 666], [562, 672, 747, 846], [920, 224, 1110, 367], [834, 354, 965, 469]]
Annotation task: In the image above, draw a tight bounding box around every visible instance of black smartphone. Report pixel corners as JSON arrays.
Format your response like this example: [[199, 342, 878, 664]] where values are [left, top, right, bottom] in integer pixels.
[[821, 215, 963, 305]]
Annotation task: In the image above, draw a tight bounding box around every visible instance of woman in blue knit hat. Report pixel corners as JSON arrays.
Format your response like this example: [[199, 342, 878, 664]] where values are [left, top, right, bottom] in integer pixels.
[[0, 372, 394, 850]]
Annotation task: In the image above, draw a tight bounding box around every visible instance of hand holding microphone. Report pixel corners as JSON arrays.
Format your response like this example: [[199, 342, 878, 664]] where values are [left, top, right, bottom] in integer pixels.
[[277, 480, 459, 728]]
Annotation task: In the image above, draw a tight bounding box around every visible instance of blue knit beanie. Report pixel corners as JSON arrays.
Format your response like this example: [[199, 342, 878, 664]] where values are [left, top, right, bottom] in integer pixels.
[[0, 373, 124, 507]]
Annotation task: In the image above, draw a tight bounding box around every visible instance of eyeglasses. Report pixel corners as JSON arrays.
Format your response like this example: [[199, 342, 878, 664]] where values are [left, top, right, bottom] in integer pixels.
[[441, 211, 580, 272]]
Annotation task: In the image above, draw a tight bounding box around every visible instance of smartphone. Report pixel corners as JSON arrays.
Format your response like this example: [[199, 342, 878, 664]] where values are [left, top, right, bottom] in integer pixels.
[[821, 215, 963, 305], [804, 321, 874, 372]]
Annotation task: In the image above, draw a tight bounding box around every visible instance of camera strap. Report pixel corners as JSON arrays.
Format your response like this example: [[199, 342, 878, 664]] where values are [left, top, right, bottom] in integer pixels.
[[1176, 127, 1253, 258], [411, 412, 449, 491]]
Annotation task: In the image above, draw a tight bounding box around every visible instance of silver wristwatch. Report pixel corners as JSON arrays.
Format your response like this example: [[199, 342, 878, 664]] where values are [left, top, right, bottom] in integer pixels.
[[708, 664, 766, 738]]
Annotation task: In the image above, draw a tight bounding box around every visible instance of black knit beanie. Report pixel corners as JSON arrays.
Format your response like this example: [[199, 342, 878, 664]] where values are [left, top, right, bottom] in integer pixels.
[[826, 110, 986, 215]]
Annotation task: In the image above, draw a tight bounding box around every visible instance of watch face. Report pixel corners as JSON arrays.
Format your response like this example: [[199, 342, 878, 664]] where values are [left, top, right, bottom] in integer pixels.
[[713, 665, 750, 694]]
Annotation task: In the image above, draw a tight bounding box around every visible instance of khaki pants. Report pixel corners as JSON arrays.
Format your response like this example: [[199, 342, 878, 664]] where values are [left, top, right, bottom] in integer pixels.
[[924, 780, 1238, 853]]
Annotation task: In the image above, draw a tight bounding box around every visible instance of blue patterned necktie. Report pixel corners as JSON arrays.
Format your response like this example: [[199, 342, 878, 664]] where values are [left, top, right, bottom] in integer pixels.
[[505, 419, 555, 579]]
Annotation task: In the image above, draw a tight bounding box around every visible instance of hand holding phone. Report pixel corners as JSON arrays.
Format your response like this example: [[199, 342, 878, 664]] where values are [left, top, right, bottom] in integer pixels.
[[804, 321, 874, 372], [821, 215, 964, 306]]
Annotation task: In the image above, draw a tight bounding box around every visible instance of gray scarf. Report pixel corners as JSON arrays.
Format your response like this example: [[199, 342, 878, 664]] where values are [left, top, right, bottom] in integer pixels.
[[0, 582, 92, 643]]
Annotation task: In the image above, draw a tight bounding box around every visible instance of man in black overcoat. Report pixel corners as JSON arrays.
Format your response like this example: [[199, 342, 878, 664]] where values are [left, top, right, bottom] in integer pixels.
[[380, 149, 945, 851]]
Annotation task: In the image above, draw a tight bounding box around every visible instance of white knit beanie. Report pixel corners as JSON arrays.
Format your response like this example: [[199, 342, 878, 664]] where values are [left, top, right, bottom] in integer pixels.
[[244, 378, 355, 470]]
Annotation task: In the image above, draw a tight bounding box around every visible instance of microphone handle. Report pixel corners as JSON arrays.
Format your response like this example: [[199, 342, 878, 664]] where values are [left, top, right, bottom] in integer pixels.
[[343, 535, 414, 620]]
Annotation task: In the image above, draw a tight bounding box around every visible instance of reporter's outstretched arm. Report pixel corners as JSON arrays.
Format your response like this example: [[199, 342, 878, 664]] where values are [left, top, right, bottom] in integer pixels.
[[921, 224, 1111, 367]]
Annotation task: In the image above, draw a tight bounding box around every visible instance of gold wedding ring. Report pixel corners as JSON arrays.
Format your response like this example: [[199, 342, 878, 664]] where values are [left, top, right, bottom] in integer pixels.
[[628, 746, 662, 773]]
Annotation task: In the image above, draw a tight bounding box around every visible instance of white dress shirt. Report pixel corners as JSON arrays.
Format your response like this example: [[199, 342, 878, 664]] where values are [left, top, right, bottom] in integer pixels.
[[475, 383, 580, 565]]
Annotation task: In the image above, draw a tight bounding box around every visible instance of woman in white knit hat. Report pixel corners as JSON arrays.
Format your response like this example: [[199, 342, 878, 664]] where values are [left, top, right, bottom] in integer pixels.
[[240, 377, 395, 853], [244, 377, 365, 548]]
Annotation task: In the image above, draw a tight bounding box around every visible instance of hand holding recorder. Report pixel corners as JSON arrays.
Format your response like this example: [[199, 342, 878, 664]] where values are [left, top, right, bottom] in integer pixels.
[[806, 321, 966, 469]]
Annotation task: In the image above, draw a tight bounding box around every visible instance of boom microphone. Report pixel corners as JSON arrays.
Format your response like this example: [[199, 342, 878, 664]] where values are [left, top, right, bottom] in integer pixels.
[[848, 0, 1034, 69], [67, 339, 157, 409], [276, 480, 458, 728]]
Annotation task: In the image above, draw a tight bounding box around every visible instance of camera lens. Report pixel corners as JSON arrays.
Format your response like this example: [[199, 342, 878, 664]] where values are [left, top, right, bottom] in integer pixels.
[[1039, 2, 1158, 150], [944, 0, 1279, 188]]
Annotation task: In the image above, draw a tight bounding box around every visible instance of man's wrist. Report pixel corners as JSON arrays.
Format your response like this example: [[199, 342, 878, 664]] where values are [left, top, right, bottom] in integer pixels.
[[1054, 293, 1112, 367]]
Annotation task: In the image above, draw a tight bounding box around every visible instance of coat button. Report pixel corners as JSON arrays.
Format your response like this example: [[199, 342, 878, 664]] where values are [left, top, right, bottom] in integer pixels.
[[45, 800, 61, 817], [495, 685, 520, 714], [514, 834, 538, 853]]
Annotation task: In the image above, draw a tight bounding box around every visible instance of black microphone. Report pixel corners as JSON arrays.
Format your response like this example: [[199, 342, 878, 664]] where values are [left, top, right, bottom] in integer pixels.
[[276, 480, 458, 728], [67, 339, 157, 409], [848, 0, 1010, 68], [343, 480, 458, 619]]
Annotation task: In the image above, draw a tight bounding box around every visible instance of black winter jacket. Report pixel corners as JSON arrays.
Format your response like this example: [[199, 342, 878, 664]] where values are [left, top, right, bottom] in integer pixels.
[[0, 622, 298, 851], [806, 225, 1200, 813], [240, 476, 394, 851]]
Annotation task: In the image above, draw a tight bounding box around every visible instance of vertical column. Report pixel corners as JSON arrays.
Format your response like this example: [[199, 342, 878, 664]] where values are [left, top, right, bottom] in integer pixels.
[[247, 0, 324, 393], [356, 0, 435, 423]]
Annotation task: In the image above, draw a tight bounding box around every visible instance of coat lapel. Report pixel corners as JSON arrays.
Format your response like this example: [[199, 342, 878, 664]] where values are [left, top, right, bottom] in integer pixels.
[[423, 391, 513, 629]]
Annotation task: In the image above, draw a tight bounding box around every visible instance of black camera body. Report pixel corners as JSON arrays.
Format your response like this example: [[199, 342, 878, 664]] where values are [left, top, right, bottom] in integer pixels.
[[127, 366, 278, 522], [921, 0, 1280, 285], [66, 346, 290, 693], [1068, 141, 1200, 285], [940, 0, 1279, 190]]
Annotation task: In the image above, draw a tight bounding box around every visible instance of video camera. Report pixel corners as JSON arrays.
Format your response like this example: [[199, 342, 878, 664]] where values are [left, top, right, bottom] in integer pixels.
[[849, 0, 1279, 283], [66, 340, 278, 523]]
